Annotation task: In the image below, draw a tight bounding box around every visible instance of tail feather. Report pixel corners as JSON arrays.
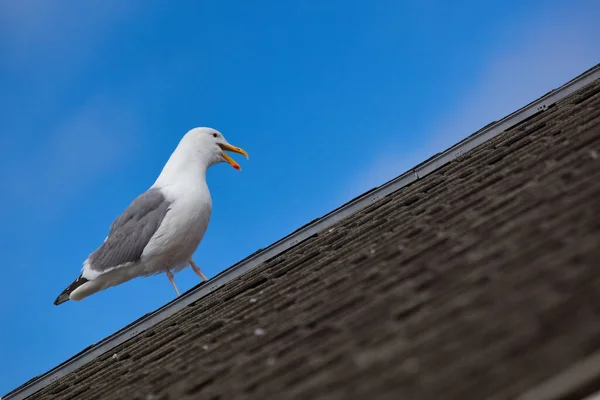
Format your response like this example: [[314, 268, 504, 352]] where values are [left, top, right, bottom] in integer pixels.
[[54, 275, 89, 306]]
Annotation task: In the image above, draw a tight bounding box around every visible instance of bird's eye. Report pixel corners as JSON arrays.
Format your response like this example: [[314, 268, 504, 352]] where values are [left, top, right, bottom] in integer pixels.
[[212, 133, 218, 138]]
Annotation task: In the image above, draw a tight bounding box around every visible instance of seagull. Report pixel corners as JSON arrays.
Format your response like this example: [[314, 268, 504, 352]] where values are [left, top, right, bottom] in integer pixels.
[[53, 127, 248, 306]]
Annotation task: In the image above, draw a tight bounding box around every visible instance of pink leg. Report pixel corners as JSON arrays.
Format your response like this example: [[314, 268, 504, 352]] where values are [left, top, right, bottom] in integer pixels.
[[166, 270, 180, 296], [190, 259, 208, 282]]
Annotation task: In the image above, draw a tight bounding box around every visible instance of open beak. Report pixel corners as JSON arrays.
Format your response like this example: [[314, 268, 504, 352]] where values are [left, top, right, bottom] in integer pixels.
[[218, 143, 249, 171]]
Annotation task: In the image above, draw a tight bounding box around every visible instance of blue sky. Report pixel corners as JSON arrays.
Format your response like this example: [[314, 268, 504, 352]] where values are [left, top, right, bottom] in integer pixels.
[[0, 0, 598, 394]]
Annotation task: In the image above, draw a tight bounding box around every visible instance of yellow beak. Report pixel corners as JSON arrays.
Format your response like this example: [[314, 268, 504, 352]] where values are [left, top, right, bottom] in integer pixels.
[[218, 143, 249, 170]]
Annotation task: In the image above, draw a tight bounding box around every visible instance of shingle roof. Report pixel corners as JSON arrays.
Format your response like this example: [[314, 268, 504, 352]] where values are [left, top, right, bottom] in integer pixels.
[[6, 65, 600, 400]]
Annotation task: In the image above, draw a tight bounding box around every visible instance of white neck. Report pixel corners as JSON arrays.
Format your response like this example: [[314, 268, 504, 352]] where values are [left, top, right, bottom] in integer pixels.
[[152, 140, 211, 189]]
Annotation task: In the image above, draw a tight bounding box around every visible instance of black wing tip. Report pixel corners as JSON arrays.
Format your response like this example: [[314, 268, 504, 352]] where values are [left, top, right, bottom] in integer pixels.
[[54, 275, 89, 306], [53, 293, 69, 306]]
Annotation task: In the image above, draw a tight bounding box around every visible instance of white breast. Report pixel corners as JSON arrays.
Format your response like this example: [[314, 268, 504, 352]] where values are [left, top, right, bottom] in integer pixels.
[[141, 183, 212, 275]]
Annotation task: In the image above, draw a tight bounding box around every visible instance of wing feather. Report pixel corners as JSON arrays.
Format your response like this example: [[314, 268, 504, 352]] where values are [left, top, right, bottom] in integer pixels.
[[88, 188, 171, 273]]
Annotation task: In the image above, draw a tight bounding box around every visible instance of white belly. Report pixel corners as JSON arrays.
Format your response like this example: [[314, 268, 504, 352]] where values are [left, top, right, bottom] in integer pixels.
[[140, 190, 212, 275]]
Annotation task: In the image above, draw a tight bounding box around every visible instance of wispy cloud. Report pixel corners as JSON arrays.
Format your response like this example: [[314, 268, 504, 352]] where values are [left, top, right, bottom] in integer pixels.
[[348, 4, 599, 198], [339, 149, 426, 202], [0, 0, 136, 44], [0, 1, 144, 220], [0, 95, 142, 220], [0, 0, 139, 70], [425, 9, 599, 154]]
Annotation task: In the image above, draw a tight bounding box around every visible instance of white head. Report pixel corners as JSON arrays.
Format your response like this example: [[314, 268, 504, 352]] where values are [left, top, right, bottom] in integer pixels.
[[180, 127, 248, 169], [155, 127, 248, 186]]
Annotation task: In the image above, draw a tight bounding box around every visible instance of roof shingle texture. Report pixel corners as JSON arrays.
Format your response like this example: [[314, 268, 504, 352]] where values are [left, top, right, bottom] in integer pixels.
[[24, 78, 600, 400]]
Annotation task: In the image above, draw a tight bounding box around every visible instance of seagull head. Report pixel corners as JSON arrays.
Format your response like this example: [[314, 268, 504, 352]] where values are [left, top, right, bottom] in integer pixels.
[[184, 127, 249, 171]]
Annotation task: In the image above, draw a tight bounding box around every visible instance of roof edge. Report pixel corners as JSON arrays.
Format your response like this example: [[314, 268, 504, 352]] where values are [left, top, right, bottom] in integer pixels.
[[5, 62, 600, 400]]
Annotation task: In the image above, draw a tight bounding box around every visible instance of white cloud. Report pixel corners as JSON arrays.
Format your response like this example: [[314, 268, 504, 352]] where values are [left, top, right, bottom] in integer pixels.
[[425, 5, 599, 154], [339, 149, 426, 202], [0, 95, 142, 219], [349, 4, 599, 198], [0, 1, 146, 220], [0, 1, 139, 70], [0, 0, 135, 42]]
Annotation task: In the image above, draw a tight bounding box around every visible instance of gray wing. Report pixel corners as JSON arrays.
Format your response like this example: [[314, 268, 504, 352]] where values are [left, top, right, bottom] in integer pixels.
[[88, 187, 171, 273]]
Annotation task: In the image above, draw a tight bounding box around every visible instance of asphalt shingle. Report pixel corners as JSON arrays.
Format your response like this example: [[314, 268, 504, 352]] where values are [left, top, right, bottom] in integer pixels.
[[10, 76, 600, 400]]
